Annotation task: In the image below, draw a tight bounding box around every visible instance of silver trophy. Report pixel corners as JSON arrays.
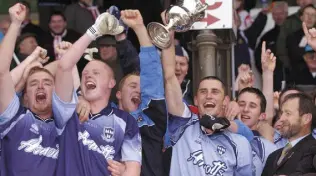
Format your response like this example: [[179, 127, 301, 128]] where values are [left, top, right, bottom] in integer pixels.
[[147, 0, 208, 49]]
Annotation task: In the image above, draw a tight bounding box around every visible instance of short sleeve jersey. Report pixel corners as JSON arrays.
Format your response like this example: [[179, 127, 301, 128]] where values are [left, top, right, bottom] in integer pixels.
[[54, 92, 141, 176], [0, 94, 59, 176], [168, 104, 254, 176]]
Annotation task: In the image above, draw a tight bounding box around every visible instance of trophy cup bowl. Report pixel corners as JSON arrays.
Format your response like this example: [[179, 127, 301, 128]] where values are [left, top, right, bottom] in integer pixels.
[[147, 0, 208, 49]]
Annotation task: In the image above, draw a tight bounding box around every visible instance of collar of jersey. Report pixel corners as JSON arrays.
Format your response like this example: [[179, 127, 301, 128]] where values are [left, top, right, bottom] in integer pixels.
[[252, 130, 261, 137], [30, 110, 54, 123], [89, 103, 113, 120]]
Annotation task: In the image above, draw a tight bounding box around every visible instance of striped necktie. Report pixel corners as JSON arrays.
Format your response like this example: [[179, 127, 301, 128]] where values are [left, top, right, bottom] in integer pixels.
[[277, 143, 292, 165]]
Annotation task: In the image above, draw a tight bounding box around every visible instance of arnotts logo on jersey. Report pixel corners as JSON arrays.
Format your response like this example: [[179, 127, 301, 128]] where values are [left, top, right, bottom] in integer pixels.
[[101, 127, 115, 142], [217, 145, 226, 155], [30, 123, 39, 134], [187, 150, 227, 176], [79, 130, 115, 160], [18, 135, 59, 159]]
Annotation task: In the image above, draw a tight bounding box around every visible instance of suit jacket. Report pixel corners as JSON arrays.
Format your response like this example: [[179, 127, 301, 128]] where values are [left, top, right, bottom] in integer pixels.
[[41, 29, 81, 61], [262, 134, 316, 176]]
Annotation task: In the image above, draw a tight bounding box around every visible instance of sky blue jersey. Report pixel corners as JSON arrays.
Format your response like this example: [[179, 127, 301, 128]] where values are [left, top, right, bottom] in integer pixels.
[[251, 131, 277, 176], [168, 104, 254, 176]]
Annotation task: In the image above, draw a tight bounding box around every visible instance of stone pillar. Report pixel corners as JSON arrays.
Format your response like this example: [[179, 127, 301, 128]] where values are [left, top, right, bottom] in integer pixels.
[[190, 29, 235, 97]]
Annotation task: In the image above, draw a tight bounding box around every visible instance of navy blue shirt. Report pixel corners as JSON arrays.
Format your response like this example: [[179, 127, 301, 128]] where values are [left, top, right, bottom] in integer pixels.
[[0, 94, 59, 176], [53, 92, 141, 176]]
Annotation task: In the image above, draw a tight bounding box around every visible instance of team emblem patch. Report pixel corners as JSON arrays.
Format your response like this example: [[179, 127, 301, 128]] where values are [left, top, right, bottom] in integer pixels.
[[217, 145, 226, 155], [101, 127, 115, 142], [137, 116, 143, 123]]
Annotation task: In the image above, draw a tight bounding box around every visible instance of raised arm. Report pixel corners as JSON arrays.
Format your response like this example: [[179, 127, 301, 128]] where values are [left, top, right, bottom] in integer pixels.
[[11, 47, 49, 90], [161, 32, 184, 116], [0, 4, 26, 113], [55, 12, 124, 102], [261, 41, 276, 125]]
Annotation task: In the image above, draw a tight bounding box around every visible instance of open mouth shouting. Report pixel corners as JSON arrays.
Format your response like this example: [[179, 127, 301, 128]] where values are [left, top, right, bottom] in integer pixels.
[[85, 81, 96, 90], [131, 95, 141, 107], [36, 92, 47, 104], [203, 102, 216, 109]]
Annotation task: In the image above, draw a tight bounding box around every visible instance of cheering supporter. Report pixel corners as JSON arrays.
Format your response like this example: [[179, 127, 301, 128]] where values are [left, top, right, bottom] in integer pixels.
[[53, 11, 141, 176], [0, 3, 78, 176]]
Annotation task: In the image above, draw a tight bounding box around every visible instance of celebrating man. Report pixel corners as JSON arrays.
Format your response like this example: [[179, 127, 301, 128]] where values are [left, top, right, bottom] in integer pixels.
[[53, 12, 141, 176]]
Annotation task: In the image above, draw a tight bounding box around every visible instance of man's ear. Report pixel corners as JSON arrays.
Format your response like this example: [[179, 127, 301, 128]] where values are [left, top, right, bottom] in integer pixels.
[[109, 78, 116, 89], [259, 113, 266, 121], [194, 95, 198, 106], [302, 113, 312, 126], [116, 90, 122, 100]]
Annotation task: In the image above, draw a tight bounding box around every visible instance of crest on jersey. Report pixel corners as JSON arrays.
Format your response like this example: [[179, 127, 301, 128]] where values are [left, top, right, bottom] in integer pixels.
[[217, 145, 226, 155], [30, 123, 39, 134], [101, 127, 115, 142]]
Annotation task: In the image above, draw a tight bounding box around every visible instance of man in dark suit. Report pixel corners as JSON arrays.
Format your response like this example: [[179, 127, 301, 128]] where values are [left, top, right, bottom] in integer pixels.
[[262, 93, 316, 176], [41, 11, 81, 61]]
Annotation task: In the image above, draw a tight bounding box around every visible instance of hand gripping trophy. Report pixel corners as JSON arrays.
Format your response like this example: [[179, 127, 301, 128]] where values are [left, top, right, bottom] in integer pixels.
[[147, 0, 208, 49]]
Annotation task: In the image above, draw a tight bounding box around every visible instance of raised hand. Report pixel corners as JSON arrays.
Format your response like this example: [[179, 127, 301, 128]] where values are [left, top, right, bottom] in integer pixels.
[[29, 46, 49, 64], [224, 101, 241, 121], [86, 12, 124, 40], [303, 22, 316, 51], [8, 3, 26, 24], [55, 41, 72, 59], [273, 91, 280, 110], [160, 10, 167, 25], [77, 96, 90, 123], [121, 10, 144, 30], [261, 41, 276, 72]]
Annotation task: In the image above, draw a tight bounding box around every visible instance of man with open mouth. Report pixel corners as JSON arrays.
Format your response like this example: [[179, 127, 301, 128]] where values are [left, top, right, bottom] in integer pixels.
[[237, 87, 277, 176], [53, 10, 141, 176], [0, 3, 62, 176], [160, 29, 253, 175]]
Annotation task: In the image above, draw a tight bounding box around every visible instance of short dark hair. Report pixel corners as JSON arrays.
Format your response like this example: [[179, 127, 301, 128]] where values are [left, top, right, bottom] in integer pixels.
[[282, 93, 316, 127], [49, 11, 66, 23], [279, 86, 302, 105], [299, 4, 316, 17], [237, 87, 267, 113], [198, 76, 226, 95], [118, 71, 140, 91]]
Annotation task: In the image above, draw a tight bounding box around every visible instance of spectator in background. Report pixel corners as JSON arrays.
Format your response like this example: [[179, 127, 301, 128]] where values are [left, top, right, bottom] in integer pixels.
[[276, 0, 313, 71], [175, 45, 193, 105], [292, 44, 316, 85], [41, 11, 81, 61], [255, 1, 288, 91], [286, 5, 316, 85], [0, 17, 10, 36], [12, 33, 38, 70], [262, 93, 316, 175], [19, 1, 45, 45], [235, 0, 254, 31], [64, 0, 101, 34], [233, 8, 267, 79]]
